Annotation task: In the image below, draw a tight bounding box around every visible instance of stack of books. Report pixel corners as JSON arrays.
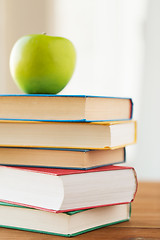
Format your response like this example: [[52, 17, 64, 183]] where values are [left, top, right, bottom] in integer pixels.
[[0, 94, 137, 237]]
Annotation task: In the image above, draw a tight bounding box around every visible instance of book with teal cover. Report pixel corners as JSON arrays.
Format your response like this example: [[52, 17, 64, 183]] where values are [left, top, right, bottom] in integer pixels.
[[0, 94, 133, 122], [0, 202, 131, 237], [0, 147, 126, 170]]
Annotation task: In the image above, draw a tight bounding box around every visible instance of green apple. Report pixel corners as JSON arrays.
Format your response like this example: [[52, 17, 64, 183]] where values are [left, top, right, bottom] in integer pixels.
[[9, 33, 76, 94]]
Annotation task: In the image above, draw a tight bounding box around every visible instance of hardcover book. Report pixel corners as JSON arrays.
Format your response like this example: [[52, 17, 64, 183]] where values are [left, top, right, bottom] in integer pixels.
[[0, 202, 131, 237], [0, 94, 133, 122], [0, 165, 137, 212], [0, 120, 136, 149], [0, 147, 125, 169]]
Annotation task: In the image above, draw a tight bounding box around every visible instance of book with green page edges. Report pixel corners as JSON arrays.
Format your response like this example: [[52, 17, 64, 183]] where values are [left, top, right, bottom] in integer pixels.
[[0, 202, 131, 237]]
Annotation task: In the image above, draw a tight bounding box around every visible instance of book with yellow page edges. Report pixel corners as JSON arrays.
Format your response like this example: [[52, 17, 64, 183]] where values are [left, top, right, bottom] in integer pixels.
[[0, 120, 136, 149]]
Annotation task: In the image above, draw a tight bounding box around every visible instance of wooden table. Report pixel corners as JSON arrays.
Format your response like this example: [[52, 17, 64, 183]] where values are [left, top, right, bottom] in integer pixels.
[[0, 182, 160, 239]]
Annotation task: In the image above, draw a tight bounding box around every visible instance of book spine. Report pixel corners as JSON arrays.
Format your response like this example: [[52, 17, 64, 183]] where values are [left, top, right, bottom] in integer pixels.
[[132, 168, 138, 202], [124, 148, 126, 163], [130, 99, 133, 119]]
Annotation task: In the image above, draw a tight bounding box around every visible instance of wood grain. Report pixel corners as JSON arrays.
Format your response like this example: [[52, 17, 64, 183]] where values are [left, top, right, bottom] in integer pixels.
[[112, 181, 160, 229], [0, 182, 160, 239]]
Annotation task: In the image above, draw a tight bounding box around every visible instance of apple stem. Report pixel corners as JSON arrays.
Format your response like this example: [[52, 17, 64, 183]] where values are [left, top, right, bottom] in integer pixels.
[[42, 32, 47, 35]]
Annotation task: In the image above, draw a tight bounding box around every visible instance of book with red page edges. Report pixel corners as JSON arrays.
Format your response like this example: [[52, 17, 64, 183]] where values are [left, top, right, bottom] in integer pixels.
[[0, 165, 138, 212]]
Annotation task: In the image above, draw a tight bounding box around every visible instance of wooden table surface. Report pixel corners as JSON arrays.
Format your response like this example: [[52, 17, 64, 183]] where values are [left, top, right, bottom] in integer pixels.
[[0, 182, 160, 240]]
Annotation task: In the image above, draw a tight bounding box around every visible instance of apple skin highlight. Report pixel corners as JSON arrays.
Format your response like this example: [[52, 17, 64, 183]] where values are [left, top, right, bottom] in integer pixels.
[[10, 34, 76, 94]]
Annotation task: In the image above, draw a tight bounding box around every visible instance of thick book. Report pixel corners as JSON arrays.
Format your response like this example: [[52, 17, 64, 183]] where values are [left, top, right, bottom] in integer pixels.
[[0, 120, 136, 149], [0, 165, 137, 212], [0, 94, 133, 122], [0, 147, 125, 169], [0, 202, 130, 237]]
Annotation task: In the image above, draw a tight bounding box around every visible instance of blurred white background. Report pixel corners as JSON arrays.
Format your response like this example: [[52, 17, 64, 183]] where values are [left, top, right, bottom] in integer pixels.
[[0, 0, 159, 181]]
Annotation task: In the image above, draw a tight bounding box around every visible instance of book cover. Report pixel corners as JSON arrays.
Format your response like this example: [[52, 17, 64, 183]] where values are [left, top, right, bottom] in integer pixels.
[[15, 164, 135, 176]]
